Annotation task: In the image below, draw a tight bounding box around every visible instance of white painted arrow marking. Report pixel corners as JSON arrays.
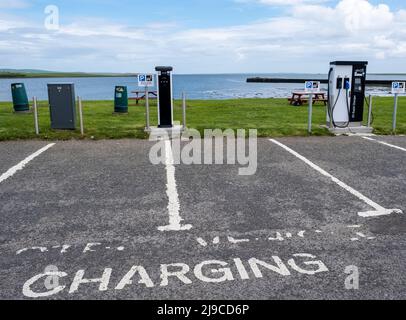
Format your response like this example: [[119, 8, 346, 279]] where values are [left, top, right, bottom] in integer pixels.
[[269, 139, 402, 218]]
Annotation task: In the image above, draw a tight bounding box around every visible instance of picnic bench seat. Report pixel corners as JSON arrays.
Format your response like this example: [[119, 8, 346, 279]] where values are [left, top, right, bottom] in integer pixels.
[[129, 90, 157, 105], [288, 92, 327, 106]]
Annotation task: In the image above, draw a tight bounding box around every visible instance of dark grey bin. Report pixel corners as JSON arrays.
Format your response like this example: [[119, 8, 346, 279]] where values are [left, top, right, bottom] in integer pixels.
[[47, 83, 76, 130]]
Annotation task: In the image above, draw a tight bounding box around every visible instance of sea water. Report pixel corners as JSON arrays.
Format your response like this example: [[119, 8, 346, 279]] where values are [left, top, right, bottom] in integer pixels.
[[0, 73, 404, 101]]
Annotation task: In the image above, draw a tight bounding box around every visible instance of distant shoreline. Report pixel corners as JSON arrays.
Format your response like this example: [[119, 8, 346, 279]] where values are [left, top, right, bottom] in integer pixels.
[[0, 72, 136, 79]]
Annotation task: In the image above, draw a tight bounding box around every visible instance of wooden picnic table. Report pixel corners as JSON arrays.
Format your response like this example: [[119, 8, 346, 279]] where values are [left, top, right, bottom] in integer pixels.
[[129, 90, 157, 105], [288, 91, 327, 106]]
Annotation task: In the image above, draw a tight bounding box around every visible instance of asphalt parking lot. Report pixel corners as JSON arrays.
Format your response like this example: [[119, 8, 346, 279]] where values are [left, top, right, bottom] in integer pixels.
[[0, 135, 405, 300]]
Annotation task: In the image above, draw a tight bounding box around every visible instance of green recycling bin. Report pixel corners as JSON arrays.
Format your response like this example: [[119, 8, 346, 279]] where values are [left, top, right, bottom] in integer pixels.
[[11, 83, 30, 112], [114, 86, 128, 113]]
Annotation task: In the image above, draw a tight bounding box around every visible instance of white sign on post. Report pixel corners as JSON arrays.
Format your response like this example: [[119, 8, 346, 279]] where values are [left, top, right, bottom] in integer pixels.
[[305, 81, 321, 93], [304, 81, 320, 134], [138, 74, 155, 87], [391, 82, 405, 94]]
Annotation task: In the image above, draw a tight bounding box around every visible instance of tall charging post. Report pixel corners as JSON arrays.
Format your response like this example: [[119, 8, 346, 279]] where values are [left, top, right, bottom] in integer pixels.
[[155, 66, 174, 128]]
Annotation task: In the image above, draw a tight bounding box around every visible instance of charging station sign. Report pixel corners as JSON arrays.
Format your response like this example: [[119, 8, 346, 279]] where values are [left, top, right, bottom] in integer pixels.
[[138, 74, 155, 87], [392, 82, 405, 94], [305, 81, 321, 93]]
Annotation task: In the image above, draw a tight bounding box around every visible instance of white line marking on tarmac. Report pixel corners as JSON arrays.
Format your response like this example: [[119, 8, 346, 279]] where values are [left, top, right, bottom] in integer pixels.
[[158, 140, 192, 232], [297, 231, 306, 237], [196, 238, 208, 247], [269, 139, 403, 218], [362, 136, 406, 152], [228, 236, 250, 244], [0, 143, 55, 184]]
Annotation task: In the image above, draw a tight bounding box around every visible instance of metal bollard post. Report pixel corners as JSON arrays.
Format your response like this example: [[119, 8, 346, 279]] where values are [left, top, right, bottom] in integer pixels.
[[33, 97, 39, 135], [182, 92, 187, 130], [308, 94, 313, 134], [78, 97, 84, 135], [367, 95, 373, 128], [145, 88, 150, 131], [392, 93, 399, 133]]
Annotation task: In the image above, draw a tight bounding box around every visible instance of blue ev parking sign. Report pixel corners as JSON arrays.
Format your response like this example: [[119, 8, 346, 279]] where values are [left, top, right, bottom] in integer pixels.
[[138, 74, 155, 87], [392, 82, 405, 94], [305, 81, 321, 93]]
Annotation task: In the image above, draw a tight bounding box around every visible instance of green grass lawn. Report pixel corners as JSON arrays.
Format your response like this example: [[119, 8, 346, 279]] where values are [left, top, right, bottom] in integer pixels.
[[0, 97, 405, 141]]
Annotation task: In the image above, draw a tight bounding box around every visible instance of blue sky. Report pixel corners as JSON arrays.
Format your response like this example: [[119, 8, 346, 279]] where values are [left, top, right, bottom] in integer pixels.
[[1, 0, 406, 73]]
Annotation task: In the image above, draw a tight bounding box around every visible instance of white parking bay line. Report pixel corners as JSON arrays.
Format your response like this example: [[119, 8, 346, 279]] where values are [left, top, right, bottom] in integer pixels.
[[269, 139, 402, 218], [362, 136, 406, 152], [158, 139, 192, 232], [0, 143, 56, 184]]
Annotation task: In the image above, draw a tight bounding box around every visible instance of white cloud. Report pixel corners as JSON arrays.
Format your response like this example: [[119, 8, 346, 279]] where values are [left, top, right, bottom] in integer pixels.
[[259, 0, 325, 5], [237, 0, 328, 6], [336, 0, 393, 32], [60, 21, 145, 39], [0, 0, 30, 9], [0, 13, 28, 31]]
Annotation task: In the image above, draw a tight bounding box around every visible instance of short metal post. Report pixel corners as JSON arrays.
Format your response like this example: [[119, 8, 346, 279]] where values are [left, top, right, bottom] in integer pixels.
[[308, 94, 313, 134], [367, 95, 373, 128], [145, 88, 150, 131], [182, 92, 187, 130], [78, 97, 84, 135], [33, 97, 39, 135], [392, 93, 398, 133]]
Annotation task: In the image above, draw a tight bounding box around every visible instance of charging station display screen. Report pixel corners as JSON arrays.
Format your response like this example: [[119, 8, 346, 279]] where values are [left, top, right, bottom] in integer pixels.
[[354, 78, 362, 93]]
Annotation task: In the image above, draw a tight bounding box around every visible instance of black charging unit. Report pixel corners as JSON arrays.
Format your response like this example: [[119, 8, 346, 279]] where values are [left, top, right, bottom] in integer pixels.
[[155, 66, 174, 128]]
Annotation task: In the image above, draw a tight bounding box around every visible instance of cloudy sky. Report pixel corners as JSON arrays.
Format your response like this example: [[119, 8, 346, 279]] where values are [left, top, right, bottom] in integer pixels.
[[0, 0, 405, 73]]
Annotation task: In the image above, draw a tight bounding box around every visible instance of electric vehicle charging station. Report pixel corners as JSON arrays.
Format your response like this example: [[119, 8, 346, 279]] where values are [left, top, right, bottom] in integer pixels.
[[327, 61, 372, 134], [146, 66, 186, 139], [155, 66, 174, 128]]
